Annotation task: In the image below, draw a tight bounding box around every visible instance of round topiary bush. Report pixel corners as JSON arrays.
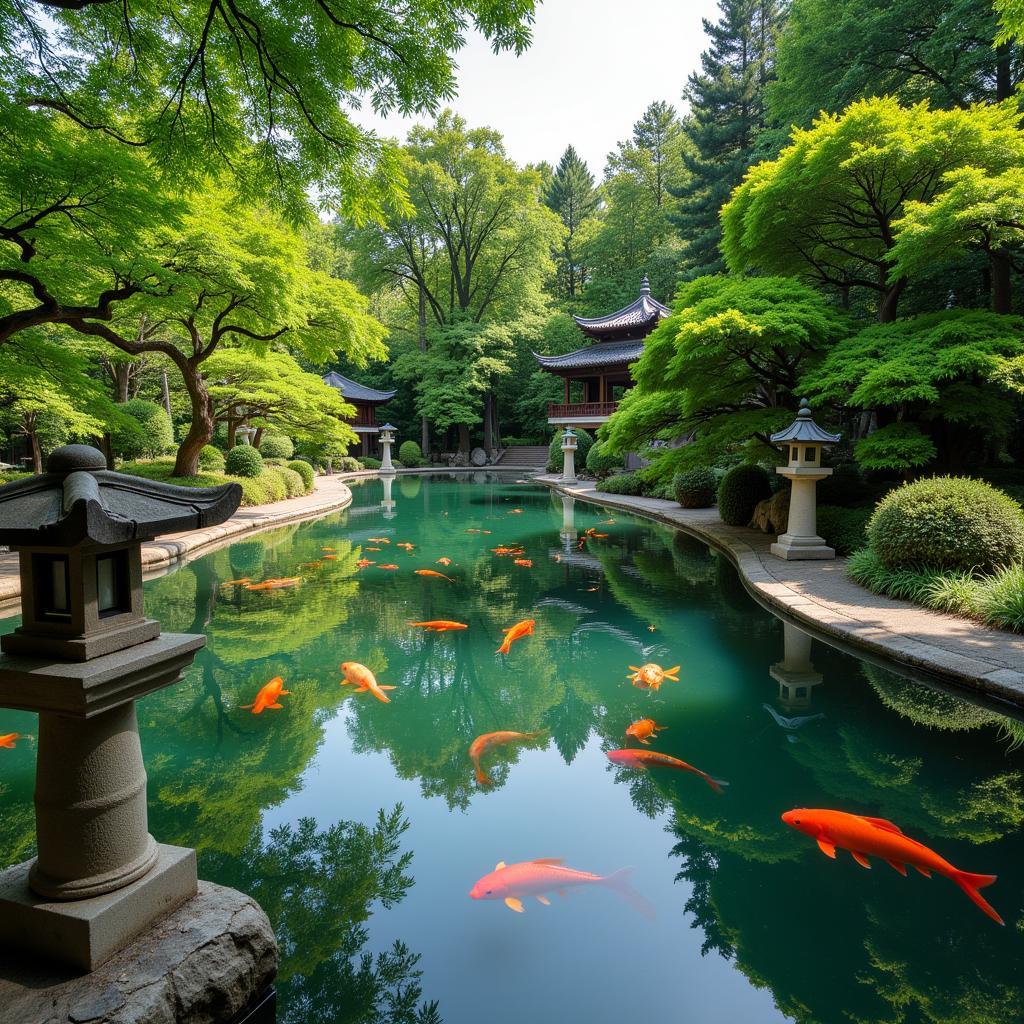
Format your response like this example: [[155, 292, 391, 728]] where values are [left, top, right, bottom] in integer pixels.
[[259, 433, 294, 460], [225, 444, 264, 478], [867, 476, 1024, 572], [111, 399, 174, 460], [717, 464, 772, 526], [398, 440, 424, 467], [198, 444, 225, 472], [596, 472, 645, 496], [547, 429, 593, 472], [673, 467, 718, 509], [287, 459, 315, 493], [585, 441, 622, 479]]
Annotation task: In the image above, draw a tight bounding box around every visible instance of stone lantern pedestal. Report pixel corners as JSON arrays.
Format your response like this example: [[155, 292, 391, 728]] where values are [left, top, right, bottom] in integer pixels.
[[560, 428, 578, 484], [560, 494, 576, 551], [379, 423, 397, 474]]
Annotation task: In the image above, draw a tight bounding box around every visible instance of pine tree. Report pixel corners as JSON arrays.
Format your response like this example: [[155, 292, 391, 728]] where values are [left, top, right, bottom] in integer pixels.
[[671, 0, 787, 279], [544, 146, 599, 299]]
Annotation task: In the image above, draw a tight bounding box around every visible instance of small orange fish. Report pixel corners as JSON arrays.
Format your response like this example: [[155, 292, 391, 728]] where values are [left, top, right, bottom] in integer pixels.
[[300, 561, 323, 569], [590, 532, 609, 539], [436, 557, 452, 566], [482, 530, 492, 534], [242, 677, 291, 715], [600, 519, 616, 525], [397, 542, 415, 551], [554, 554, 562, 562], [408, 620, 469, 633], [626, 718, 668, 745], [219, 578, 251, 587], [244, 581, 273, 591], [377, 563, 400, 570], [783, 808, 1003, 924], [497, 618, 535, 655], [340, 662, 395, 703], [577, 537, 586, 550], [628, 663, 681, 691], [322, 546, 336, 552], [509, 509, 523, 514], [368, 537, 390, 544], [584, 586, 598, 592], [415, 569, 454, 582], [267, 577, 301, 589], [607, 749, 727, 793], [469, 730, 546, 786], [356, 558, 375, 568], [0, 733, 20, 749], [366, 547, 381, 552], [466, 529, 481, 534], [647, 624, 656, 632], [323, 554, 338, 560], [513, 558, 533, 568]]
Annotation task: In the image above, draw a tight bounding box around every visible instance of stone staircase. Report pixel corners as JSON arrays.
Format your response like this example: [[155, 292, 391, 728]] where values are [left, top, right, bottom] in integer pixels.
[[494, 446, 549, 470]]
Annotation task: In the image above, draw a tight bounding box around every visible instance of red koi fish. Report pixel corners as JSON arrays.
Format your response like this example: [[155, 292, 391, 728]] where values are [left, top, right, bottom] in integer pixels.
[[469, 730, 545, 786], [242, 677, 290, 715], [513, 558, 533, 568], [356, 558, 375, 569], [625, 718, 668, 745], [782, 808, 1003, 925], [219, 578, 251, 587], [377, 563, 400, 570], [469, 859, 654, 918], [436, 557, 452, 566], [627, 663, 680, 691], [340, 662, 395, 703], [497, 618, 535, 655], [0, 733, 20, 749], [414, 569, 453, 582], [397, 542, 415, 551], [606, 749, 728, 794], [408, 620, 468, 633]]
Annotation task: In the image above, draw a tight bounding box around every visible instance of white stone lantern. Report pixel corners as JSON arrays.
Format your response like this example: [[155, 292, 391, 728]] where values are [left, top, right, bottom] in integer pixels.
[[236, 424, 256, 446], [379, 423, 397, 474], [769, 399, 841, 561], [560, 427, 578, 484]]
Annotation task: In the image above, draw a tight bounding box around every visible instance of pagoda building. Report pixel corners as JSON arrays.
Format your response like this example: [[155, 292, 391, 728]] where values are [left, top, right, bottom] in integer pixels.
[[322, 371, 397, 458], [533, 277, 670, 430]]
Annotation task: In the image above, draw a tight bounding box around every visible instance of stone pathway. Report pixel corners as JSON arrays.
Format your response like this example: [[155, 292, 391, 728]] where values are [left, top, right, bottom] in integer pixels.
[[540, 476, 1024, 704]]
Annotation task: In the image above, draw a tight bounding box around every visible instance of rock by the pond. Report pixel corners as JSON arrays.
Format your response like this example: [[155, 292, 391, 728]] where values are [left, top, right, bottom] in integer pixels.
[[470, 447, 487, 467], [0, 881, 277, 1024], [448, 451, 468, 467], [750, 488, 790, 534]]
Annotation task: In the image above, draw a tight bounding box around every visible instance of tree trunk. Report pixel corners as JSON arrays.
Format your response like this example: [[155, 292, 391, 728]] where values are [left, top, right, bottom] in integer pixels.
[[161, 368, 172, 416], [492, 394, 502, 449], [418, 286, 430, 456], [28, 428, 42, 474], [99, 432, 115, 470], [253, 426, 264, 449], [996, 43, 1013, 101], [990, 250, 1012, 314], [457, 423, 470, 454], [113, 363, 130, 403], [483, 392, 494, 451], [173, 364, 215, 477], [227, 419, 237, 449], [878, 277, 906, 324]]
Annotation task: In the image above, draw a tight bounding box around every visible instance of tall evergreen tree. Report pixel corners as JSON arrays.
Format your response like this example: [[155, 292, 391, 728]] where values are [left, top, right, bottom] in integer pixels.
[[670, 0, 787, 279], [544, 146, 599, 299]]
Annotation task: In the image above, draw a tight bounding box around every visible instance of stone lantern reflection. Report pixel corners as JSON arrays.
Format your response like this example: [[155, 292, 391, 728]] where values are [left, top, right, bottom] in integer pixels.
[[769, 621, 824, 709], [0, 445, 240, 970], [380, 474, 396, 518], [559, 494, 577, 551], [769, 399, 841, 560], [560, 427, 578, 483], [379, 423, 397, 474]]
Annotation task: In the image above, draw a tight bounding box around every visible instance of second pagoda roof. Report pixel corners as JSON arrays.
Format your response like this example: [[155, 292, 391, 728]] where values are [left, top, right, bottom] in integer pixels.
[[532, 339, 646, 373], [322, 372, 396, 404], [572, 277, 670, 340]]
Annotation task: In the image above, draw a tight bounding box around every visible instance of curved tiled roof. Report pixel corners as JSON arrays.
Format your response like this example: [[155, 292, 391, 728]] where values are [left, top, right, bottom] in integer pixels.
[[532, 339, 645, 371], [322, 371, 396, 404], [572, 277, 670, 339], [770, 400, 841, 444]]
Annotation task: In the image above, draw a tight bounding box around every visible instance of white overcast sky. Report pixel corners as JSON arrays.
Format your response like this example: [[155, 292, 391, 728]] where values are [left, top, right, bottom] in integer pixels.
[[353, 0, 722, 178]]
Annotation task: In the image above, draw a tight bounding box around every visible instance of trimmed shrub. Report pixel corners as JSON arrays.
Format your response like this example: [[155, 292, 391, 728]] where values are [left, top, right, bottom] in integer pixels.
[[288, 459, 315, 493], [816, 505, 872, 556], [868, 476, 1024, 572], [110, 399, 174, 460], [225, 445, 264, 478], [360, 457, 382, 470], [398, 440, 425, 467], [585, 441, 622, 479], [717, 464, 772, 527], [336, 456, 361, 472], [198, 444, 225, 472], [673, 467, 717, 509], [263, 457, 286, 467], [547, 429, 593, 473], [596, 472, 645, 496], [267, 465, 305, 498], [259, 433, 294, 460]]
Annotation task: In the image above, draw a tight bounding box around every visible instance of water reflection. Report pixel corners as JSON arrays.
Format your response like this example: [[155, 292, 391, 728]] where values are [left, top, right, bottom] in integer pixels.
[[769, 621, 824, 710]]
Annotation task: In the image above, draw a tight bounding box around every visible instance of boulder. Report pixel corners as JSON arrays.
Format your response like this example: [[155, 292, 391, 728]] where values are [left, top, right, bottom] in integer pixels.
[[750, 488, 790, 534], [470, 447, 487, 467]]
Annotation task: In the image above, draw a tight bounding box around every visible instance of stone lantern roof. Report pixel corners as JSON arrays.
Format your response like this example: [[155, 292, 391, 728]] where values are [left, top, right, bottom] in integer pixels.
[[770, 399, 841, 446], [0, 445, 241, 548]]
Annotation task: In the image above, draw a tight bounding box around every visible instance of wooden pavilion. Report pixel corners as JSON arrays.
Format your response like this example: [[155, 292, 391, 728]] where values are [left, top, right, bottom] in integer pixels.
[[533, 277, 670, 430], [322, 372, 397, 458]]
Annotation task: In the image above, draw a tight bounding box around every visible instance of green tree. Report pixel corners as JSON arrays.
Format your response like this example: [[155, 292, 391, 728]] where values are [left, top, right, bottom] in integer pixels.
[[544, 146, 599, 299], [670, 0, 786, 278]]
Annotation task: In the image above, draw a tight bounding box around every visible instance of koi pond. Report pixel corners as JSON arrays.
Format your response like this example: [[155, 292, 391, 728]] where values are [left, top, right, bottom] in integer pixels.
[[2, 473, 1024, 1023]]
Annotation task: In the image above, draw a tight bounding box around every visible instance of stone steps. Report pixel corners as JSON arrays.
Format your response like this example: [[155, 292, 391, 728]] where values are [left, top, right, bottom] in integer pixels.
[[495, 447, 549, 467]]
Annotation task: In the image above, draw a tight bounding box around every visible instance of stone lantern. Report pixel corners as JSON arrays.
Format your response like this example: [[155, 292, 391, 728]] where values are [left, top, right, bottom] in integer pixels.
[[380, 474, 396, 519], [560, 427, 578, 484], [236, 424, 256, 446], [769, 621, 824, 709], [769, 399, 841, 561], [379, 423, 397, 474], [0, 445, 240, 970]]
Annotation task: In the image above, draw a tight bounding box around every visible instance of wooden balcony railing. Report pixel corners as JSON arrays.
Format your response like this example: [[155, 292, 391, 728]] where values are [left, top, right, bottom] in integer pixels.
[[547, 401, 619, 419]]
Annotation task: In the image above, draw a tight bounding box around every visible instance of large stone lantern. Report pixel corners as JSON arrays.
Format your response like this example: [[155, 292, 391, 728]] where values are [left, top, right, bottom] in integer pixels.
[[0, 445, 240, 970], [379, 423, 397, 474], [560, 427, 578, 484], [769, 399, 841, 561]]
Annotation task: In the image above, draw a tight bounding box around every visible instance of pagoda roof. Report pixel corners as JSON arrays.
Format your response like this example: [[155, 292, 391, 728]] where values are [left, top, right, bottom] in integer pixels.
[[572, 277, 670, 340], [770, 400, 842, 444], [322, 372, 396, 404], [0, 445, 240, 547], [532, 339, 645, 373]]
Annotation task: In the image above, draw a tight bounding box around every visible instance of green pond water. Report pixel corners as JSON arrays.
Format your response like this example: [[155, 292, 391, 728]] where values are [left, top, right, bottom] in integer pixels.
[[3, 473, 1024, 1024]]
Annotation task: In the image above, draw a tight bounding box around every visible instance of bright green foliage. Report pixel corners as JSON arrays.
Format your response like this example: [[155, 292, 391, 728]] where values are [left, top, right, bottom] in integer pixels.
[[585, 441, 622, 479], [596, 472, 646, 496], [547, 429, 593, 473], [398, 441, 425, 467], [287, 460, 315, 493], [199, 445, 226, 472], [225, 445, 264, 478], [673, 467, 718, 508], [867, 476, 1024, 571], [544, 146, 599, 299], [269, 465, 306, 498], [332, 457, 362, 473], [260, 434, 294, 460], [601, 276, 848, 478], [717, 464, 772, 526], [975, 563, 1024, 631], [672, 0, 786, 278], [996, 0, 1024, 43], [801, 310, 1024, 471], [111, 399, 174, 460], [722, 98, 1024, 322], [816, 505, 872, 555]]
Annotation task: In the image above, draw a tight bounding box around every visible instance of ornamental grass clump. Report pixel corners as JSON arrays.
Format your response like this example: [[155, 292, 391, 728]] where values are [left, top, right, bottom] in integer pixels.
[[717, 464, 772, 526], [867, 476, 1024, 573], [673, 467, 717, 508], [975, 564, 1024, 632]]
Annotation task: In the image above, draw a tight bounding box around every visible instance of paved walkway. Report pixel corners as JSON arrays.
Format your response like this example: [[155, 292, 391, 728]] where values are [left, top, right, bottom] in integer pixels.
[[539, 476, 1024, 705]]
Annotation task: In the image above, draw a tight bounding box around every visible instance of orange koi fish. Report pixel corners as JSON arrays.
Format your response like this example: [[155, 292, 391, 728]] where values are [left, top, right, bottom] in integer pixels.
[[783, 809, 1003, 924], [300, 561, 323, 569], [513, 558, 533, 568], [482, 530, 492, 534], [496, 618, 535, 655], [509, 509, 523, 514], [268, 577, 301, 589], [414, 569, 454, 582], [340, 662, 396, 703], [600, 518, 616, 525], [368, 537, 390, 544], [607, 749, 727, 793], [323, 554, 338, 560], [436, 557, 452, 566], [0, 733, 20, 749], [356, 558, 375, 569], [469, 859, 654, 918], [408, 620, 468, 633], [625, 718, 668, 745], [397, 542, 415, 551], [366, 547, 381, 552], [466, 529, 481, 534], [377, 563, 400, 570], [242, 677, 291, 715], [577, 537, 586, 550], [469, 730, 545, 786], [219, 578, 251, 587], [321, 546, 336, 552], [628, 663, 681, 691], [244, 581, 273, 591]]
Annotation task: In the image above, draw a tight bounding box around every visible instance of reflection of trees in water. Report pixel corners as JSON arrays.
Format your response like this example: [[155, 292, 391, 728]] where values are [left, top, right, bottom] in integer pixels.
[[864, 664, 1002, 733]]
